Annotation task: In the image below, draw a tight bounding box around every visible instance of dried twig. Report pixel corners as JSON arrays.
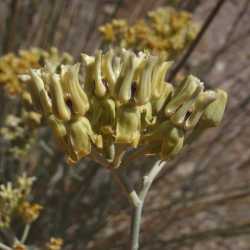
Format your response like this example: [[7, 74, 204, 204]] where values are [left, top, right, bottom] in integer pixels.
[[167, 0, 227, 82]]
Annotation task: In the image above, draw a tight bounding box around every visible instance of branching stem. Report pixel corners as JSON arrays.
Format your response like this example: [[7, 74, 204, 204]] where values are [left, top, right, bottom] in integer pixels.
[[129, 160, 165, 250], [93, 149, 165, 250]]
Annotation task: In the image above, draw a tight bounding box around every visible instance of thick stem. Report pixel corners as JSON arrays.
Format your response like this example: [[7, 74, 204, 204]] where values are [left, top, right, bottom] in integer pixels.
[[129, 160, 165, 250]]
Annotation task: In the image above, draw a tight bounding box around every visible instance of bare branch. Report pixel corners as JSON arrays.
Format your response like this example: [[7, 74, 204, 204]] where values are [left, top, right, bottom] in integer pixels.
[[167, 0, 227, 82]]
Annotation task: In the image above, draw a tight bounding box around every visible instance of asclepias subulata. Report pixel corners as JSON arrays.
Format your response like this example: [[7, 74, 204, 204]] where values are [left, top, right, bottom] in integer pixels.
[[23, 48, 227, 167]]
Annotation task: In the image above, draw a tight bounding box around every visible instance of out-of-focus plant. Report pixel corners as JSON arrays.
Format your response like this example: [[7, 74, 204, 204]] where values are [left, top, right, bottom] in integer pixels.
[[45, 238, 63, 250], [0, 48, 74, 158], [0, 175, 63, 250], [0, 114, 39, 158], [24, 47, 227, 250], [99, 7, 199, 59], [0, 47, 73, 96], [0, 174, 41, 229], [0, 47, 73, 125]]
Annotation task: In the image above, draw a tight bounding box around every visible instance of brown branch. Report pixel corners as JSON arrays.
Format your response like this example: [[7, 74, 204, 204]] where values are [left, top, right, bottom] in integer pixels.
[[167, 0, 227, 82]]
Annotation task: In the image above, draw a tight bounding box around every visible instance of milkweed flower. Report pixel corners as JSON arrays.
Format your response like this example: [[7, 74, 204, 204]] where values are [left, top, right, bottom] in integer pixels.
[[26, 48, 227, 167]]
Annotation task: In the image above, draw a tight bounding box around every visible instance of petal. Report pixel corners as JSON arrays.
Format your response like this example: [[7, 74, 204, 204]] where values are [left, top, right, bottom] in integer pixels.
[[50, 74, 71, 121], [94, 51, 107, 97], [151, 82, 173, 113], [164, 75, 203, 117], [30, 69, 52, 116], [170, 83, 203, 127], [151, 61, 173, 99], [135, 56, 158, 105], [63, 64, 90, 116], [184, 90, 216, 130]]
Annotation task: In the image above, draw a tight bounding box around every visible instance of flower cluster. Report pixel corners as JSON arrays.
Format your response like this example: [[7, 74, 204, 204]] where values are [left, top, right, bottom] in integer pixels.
[[99, 7, 199, 59], [0, 175, 42, 228], [0, 47, 73, 96], [26, 48, 227, 167]]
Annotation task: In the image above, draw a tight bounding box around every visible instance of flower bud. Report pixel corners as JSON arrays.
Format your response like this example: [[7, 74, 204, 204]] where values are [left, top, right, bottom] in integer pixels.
[[198, 89, 228, 127]]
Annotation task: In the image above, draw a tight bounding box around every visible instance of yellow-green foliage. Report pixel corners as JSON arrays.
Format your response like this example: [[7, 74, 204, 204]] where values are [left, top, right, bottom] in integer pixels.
[[99, 7, 199, 59], [26, 48, 227, 167]]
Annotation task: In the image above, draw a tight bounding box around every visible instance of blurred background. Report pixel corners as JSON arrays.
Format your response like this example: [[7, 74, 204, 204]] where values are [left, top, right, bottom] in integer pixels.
[[0, 0, 250, 249]]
